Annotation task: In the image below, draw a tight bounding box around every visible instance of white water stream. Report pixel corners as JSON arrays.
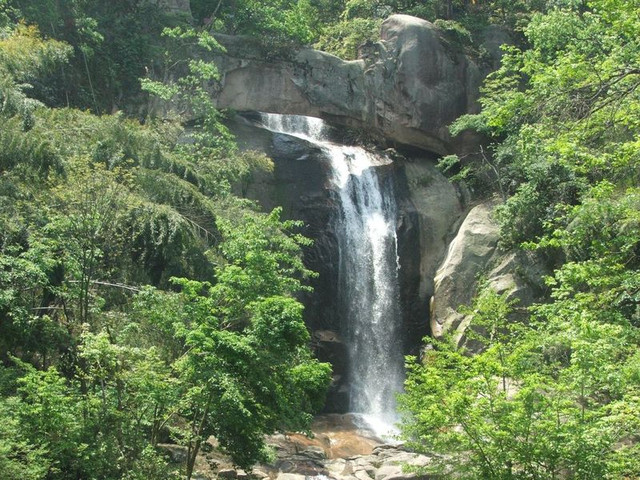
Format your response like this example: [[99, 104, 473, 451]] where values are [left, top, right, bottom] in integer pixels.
[[259, 114, 404, 438]]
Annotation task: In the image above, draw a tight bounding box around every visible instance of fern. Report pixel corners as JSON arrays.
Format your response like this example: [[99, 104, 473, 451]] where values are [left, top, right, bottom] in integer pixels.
[[0, 116, 62, 175]]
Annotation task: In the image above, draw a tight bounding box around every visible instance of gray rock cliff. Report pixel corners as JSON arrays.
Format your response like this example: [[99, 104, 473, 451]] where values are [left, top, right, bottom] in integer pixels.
[[212, 15, 490, 155], [396, 158, 465, 346], [430, 200, 550, 349]]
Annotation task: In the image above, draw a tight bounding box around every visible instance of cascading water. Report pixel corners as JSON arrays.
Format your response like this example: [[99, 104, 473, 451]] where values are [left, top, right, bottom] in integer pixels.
[[259, 113, 404, 438]]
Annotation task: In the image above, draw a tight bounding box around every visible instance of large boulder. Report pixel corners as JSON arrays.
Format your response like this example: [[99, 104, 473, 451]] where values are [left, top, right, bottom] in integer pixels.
[[368, 15, 482, 154], [263, 423, 435, 480], [212, 15, 486, 155], [430, 200, 549, 347], [431, 201, 500, 341]]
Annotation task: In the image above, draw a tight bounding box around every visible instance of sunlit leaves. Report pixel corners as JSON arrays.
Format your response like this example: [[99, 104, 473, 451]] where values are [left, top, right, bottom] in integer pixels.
[[0, 396, 50, 480], [171, 267, 329, 469], [0, 23, 71, 81], [411, 2, 640, 475], [0, 23, 71, 126], [401, 279, 640, 477], [457, 0, 640, 249]]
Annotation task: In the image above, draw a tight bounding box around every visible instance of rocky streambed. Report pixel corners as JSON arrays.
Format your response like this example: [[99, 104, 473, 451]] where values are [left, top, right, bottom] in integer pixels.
[[164, 414, 434, 480]]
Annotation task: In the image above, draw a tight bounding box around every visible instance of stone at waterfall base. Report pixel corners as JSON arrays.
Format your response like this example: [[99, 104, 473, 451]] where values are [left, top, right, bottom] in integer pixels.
[[173, 414, 436, 480], [269, 444, 436, 480], [304, 444, 436, 480]]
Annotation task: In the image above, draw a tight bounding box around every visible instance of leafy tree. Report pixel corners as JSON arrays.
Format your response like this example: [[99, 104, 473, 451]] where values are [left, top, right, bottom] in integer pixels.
[[170, 208, 329, 477], [314, 16, 382, 60], [195, 0, 320, 46], [400, 282, 640, 478], [451, 0, 640, 247], [0, 22, 71, 127], [0, 395, 49, 480], [0, 4, 331, 480], [9, 0, 185, 111], [12, 361, 85, 479], [402, 1, 640, 478]]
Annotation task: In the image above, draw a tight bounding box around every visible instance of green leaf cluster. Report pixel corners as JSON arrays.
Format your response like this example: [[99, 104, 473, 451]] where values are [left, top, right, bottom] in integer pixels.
[[0, 20, 330, 480], [5, 0, 186, 112], [314, 0, 548, 59], [452, 0, 640, 248], [400, 280, 640, 478], [402, 1, 640, 477], [193, 0, 320, 46]]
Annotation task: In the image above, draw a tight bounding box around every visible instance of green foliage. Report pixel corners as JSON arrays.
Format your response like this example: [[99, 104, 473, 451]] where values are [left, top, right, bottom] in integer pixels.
[[13, 361, 86, 479], [212, 208, 316, 325], [9, 0, 185, 112], [459, 285, 520, 347], [433, 18, 472, 46], [172, 286, 330, 470], [402, 1, 640, 478], [141, 24, 238, 158], [436, 154, 471, 184], [0, 23, 71, 79], [0, 23, 71, 127], [122, 446, 180, 480], [3, 337, 179, 480], [400, 281, 640, 478], [0, 104, 327, 477], [313, 0, 550, 60], [168, 220, 329, 470], [314, 17, 382, 60], [202, 0, 320, 46], [460, 0, 640, 248], [0, 10, 329, 479], [0, 395, 49, 480], [164, 209, 327, 471]]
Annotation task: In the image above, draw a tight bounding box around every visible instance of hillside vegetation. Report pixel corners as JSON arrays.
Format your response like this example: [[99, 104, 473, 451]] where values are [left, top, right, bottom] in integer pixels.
[[0, 3, 331, 479], [399, 0, 640, 478]]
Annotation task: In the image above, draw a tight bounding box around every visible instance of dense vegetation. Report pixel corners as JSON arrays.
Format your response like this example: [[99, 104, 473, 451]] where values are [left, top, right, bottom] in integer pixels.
[[1, 0, 638, 479], [399, 0, 640, 478], [0, 2, 331, 479]]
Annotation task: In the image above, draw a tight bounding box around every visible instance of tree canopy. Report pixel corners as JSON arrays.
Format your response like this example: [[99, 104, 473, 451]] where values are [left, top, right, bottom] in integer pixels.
[[400, 0, 640, 478], [0, 4, 331, 479]]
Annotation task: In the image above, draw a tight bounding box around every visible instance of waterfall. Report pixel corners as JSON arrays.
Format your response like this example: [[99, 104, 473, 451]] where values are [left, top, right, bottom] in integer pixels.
[[259, 113, 404, 437]]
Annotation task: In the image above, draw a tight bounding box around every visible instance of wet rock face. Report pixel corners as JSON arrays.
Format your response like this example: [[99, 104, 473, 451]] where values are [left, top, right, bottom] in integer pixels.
[[395, 158, 465, 346], [230, 116, 557, 409], [229, 115, 441, 410], [312, 330, 350, 413], [229, 115, 348, 410]]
